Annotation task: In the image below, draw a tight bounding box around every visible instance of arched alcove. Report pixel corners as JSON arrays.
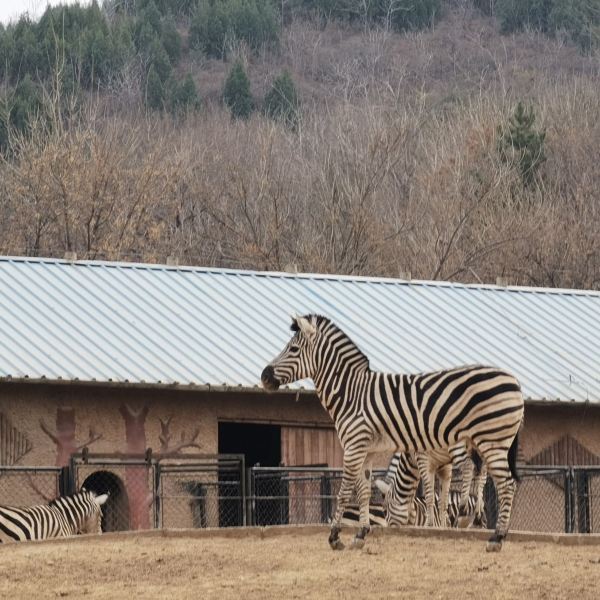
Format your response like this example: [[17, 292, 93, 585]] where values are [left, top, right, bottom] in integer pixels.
[[82, 470, 130, 532]]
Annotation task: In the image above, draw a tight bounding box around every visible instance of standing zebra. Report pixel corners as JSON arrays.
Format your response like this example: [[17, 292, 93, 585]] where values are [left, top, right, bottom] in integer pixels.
[[261, 314, 523, 552], [0, 489, 108, 543]]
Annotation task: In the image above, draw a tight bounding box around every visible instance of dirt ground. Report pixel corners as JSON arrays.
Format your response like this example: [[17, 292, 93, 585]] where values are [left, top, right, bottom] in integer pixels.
[[1, 529, 599, 600]]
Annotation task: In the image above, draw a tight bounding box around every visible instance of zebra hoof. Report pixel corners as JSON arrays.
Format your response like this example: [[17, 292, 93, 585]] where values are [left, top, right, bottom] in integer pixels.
[[350, 537, 365, 550], [457, 515, 471, 529], [486, 540, 503, 552], [486, 533, 505, 552], [330, 538, 345, 551]]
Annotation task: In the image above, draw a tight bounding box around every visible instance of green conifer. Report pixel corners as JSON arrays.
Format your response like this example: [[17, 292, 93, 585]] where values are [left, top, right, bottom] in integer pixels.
[[146, 65, 165, 110], [497, 102, 546, 187], [170, 74, 201, 115], [263, 70, 300, 129], [223, 61, 253, 120]]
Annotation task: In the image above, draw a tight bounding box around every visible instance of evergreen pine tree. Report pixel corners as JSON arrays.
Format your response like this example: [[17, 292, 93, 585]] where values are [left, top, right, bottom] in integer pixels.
[[170, 74, 201, 116], [223, 61, 253, 120], [263, 70, 300, 129], [146, 65, 164, 110], [497, 101, 546, 187], [148, 38, 172, 82], [161, 17, 182, 64]]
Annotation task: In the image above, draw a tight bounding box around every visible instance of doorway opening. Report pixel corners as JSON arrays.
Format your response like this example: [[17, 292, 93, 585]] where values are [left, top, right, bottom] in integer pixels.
[[218, 421, 283, 526], [81, 470, 130, 532], [218, 421, 281, 467]]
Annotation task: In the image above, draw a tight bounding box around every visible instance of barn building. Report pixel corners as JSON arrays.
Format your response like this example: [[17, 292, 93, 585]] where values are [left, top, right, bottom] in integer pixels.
[[1, 256, 599, 530]]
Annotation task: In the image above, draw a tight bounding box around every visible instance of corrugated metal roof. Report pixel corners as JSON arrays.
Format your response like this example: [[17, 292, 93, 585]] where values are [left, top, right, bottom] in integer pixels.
[[0, 256, 599, 403]]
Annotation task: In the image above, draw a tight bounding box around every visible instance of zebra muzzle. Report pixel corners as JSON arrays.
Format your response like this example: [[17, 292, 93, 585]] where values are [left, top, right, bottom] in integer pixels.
[[261, 366, 280, 391]]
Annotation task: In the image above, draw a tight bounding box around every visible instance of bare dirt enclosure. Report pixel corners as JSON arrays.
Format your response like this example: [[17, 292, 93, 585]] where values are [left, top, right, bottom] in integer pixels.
[[2, 528, 600, 599]]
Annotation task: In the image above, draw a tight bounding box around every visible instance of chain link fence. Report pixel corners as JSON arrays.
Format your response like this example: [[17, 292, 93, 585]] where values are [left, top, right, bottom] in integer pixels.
[[157, 456, 245, 529], [70, 454, 158, 531], [248, 467, 385, 526], [2, 459, 600, 534], [0, 466, 63, 507]]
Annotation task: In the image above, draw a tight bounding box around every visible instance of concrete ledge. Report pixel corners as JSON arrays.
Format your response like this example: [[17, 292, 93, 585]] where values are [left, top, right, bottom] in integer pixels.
[[2, 524, 600, 548]]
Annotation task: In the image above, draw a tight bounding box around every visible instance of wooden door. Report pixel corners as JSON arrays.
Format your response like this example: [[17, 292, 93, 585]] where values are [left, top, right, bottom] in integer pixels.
[[281, 426, 343, 467], [281, 426, 343, 524]]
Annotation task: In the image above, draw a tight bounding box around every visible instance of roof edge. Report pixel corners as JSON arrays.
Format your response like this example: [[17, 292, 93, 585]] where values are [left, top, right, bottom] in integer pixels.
[[0, 376, 312, 396], [0, 376, 597, 405], [1, 255, 599, 297]]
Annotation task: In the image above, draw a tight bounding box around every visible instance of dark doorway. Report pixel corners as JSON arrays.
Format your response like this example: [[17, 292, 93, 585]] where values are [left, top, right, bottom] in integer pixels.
[[218, 422, 281, 467], [218, 422, 284, 526], [81, 471, 130, 532]]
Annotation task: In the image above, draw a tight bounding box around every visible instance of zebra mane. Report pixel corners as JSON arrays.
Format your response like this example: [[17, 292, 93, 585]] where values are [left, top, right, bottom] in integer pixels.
[[293, 314, 370, 369], [48, 490, 93, 508]]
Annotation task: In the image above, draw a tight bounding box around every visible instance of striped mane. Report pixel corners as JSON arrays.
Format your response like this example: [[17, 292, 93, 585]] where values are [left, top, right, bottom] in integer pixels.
[[298, 314, 371, 371]]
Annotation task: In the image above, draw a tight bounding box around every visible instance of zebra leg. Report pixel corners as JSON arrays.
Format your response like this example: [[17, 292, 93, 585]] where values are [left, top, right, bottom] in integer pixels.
[[437, 463, 452, 527], [329, 449, 368, 551], [416, 453, 437, 527], [481, 449, 516, 552], [449, 444, 473, 528], [472, 462, 488, 528], [350, 459, 373, 550]]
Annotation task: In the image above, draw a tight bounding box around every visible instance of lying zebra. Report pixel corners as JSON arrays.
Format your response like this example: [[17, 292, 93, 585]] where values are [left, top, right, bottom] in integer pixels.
[[342, 489, 487, 529], [0, 489, 108, 543]]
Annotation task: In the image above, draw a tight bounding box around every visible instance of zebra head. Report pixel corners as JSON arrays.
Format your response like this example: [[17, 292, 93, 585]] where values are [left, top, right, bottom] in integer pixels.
[[261, 314, 320, 391], [374, 453, 420, 526], [78, 489, 109, 535]]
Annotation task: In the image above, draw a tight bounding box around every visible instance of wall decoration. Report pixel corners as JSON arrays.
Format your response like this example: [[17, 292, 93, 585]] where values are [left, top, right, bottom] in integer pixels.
[[40, 407, 102, 467]]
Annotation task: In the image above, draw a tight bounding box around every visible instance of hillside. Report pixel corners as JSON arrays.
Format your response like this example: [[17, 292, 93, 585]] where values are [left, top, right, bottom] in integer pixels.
[[1, 0, 599, 289]]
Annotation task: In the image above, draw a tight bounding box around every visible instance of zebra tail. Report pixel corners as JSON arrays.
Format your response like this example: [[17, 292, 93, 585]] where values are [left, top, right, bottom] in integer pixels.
[[508, 432, 520, 482], [472, 449, 482, 475]]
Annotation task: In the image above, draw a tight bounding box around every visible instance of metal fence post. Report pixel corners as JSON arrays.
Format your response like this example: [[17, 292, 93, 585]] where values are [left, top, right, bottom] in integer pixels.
[[154, 461, 161, 529], [564, 468, 573, 533], [246, 466, 254, 527], [240, 456, 246, 527], [576, 468, 591, 534]]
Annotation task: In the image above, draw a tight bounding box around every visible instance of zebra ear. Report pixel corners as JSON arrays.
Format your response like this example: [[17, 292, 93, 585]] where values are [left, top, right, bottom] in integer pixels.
[[374, 479, 390, 495], [296, 316, 317, 338], [95, 494, 109, 506]]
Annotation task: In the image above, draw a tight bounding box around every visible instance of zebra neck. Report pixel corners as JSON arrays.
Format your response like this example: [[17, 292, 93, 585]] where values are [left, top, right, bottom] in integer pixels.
[[314, 360, 370, 421], [50, 501, 82, 535]]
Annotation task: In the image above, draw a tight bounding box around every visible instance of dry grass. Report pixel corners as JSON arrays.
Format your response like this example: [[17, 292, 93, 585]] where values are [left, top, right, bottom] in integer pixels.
[[1, 529, 600, 599]]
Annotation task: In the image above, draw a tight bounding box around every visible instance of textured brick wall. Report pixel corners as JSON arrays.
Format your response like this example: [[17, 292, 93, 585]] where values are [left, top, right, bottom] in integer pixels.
[[520, 403, 600, 463], [0, 383, 330, 467], [2, 383, 599, 468]]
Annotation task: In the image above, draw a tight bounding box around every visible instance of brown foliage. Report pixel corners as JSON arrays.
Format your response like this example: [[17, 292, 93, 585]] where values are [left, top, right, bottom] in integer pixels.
[[1, 13, 600, 289]]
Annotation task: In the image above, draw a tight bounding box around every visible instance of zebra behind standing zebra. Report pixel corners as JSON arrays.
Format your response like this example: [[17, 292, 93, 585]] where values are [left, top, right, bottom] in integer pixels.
[[379, 450, 488, 528], [0, 489, 108, 543], [342, 489, 487, 529], [261, 314, 523, 552]]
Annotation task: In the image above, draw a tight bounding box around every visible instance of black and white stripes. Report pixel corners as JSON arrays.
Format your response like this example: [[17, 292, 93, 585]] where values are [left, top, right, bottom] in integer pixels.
[[342, 490, 487, 529], [262, 314, 523, 552], [0, 490, 108, 543]]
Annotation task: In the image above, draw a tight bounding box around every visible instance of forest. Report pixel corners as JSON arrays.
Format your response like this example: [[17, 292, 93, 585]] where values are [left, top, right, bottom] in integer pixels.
[[1, 0, 600, 288]]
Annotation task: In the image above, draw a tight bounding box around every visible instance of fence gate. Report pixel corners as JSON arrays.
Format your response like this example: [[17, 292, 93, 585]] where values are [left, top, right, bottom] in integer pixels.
[[70, 452, 158, 532], [248, 466, 387, 526], [156, 455, 245, 529]]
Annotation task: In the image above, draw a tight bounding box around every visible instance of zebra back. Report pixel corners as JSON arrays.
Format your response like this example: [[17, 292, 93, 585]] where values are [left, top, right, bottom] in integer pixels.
[[342, 490, 486, 529], [0, 490, 108, 543]]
